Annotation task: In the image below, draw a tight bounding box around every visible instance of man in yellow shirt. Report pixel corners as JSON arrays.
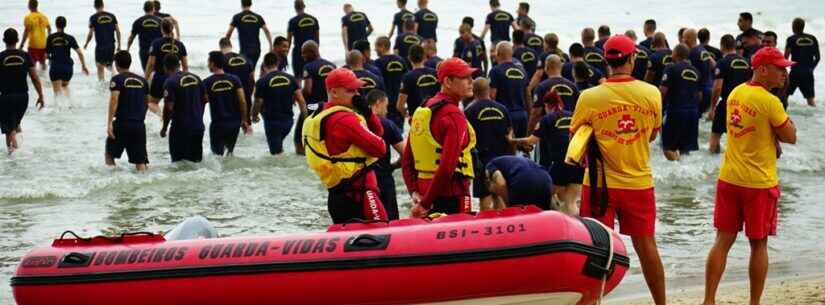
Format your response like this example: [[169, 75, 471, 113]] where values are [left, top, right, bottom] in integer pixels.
[[20, 0, 51, 71], [703, 47, 797, 305], [570, 35, 666, 305]]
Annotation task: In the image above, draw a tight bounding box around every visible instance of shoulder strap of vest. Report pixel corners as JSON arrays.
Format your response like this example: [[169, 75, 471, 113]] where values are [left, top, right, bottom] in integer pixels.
[[427, 100, 449, 112], [304, 104, 367, 164]]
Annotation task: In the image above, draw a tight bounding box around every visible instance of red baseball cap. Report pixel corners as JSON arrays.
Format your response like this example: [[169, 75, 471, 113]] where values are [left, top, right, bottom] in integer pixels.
[[437, 57, 478, 83], [751, 47, 796, 69], [603, 35, 636, 59], [324, 68, 365, 90]]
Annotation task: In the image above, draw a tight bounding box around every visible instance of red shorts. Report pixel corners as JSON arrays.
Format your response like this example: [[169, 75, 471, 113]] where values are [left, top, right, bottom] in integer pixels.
[[581, 186, 656, 237], [714, 180, 779, 239], [28, 48, 45, 62]]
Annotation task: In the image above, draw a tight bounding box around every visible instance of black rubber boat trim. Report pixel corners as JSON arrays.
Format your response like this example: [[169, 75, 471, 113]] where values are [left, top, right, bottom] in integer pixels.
[[11, 241, 629, 286]]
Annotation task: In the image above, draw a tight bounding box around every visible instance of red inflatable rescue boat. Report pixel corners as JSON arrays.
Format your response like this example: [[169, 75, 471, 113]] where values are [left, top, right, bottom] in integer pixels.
[[12, 207, 629, 305]]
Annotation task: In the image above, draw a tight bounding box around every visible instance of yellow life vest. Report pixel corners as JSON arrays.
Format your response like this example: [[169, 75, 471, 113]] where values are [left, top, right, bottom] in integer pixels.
[[303, 105, 378, 189], [409, 101, 477, 179]]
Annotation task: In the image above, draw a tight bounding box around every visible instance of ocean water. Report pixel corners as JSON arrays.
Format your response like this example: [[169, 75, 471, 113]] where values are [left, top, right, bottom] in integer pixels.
[[1, 0, 824, 303]]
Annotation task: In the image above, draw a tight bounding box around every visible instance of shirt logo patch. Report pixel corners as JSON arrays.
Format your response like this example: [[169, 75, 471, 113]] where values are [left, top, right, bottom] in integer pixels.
[[211, 80, 235, 92], [494, 12, 510, 21], [585, 52, 605, 63], [241, 15, 260, 23], [386, 61, 405, 72], [681, 69, 699, 82], [142, 19, 160, 28], [52, 37, 67, 47], [550, 84, 575, 96], [796, 37, 814, 47], [228, 56, 247, 67], [403, 35, 421, 45], [616, 114, 638, 134], [318, 65, 334, 77], [505, 68, 525, 80], [2, 55, 25, 66], [527, 37, 543, 48], [416, 74, 438, 87], [477, 107, 505, 121], [555, 116, 572, 129], [731, 59, 750, 69], [520, 51, 536, 63], [636, 48, 649, 59], [124, 77, 145, 89], [179, 75, 200, 87], [350, 13, 365, 22], [701, 51, 713, 61], [662, 55, 674, 65], [359, 77, 377, 89], [97, 15, 114, 24], [730, 108, 743, 128], [268, 75, 291, 87], [298, 17, 316, 28], [421, 13, 438, 22], [160, 42, 180, 54]]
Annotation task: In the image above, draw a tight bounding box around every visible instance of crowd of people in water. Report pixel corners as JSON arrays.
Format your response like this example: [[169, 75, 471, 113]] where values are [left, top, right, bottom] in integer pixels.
[[0, 0, 819, 304]]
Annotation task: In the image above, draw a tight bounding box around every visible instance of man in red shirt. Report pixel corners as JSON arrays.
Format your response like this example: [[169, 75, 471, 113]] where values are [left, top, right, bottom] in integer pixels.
[[303, 68, 388, 224], [403, 57, 477, 217]]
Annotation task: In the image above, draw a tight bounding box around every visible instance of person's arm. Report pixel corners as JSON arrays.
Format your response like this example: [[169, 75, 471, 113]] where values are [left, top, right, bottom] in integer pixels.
[[697, 89, 704, 112], [401, 138, 420, 199], [709, 79, 722, 119], [107, 90, 120, 139], [510, 20, 518, 31], [251, 97, 264, 123], [388, 23, 396, 39], [172, 18, 181, 39], [236, 87, 251, 134], [490, 88, 497, 99], [84, 26, 94, 49], [286, 31, 293, 52], [658, 85, 668, 104], [181, 56, 189, 72], [302, 77, 313, 101], [126, 32, 136, 51], [341, 26, 348, 50], [523, 84, 532, 110], [527, 106, 543, 133], [160, 98, 173, 137], [333, 114, 386, 156], [514, 134, 541, 151], [146, 94, 160, 115], [262, 24, 274, 53], [480, 24, 490, 41], [487, 170, 509, 204], [294, 89, 308, 117], [397, 93, 408, 118], [390, 141, 405, 169], [115, 24, 122, 50], [419, 112, 465, 208], [144, 56, 155, 79], [644, 69, 655, 84], [73, 48, 90, 75], [814, 38, 821, 68], [774, 119, 797, 144], [527, 68, 544, 94], [482, 49, 489, 74], [367, 24, 374, 37], [29, 67, 45, 109]]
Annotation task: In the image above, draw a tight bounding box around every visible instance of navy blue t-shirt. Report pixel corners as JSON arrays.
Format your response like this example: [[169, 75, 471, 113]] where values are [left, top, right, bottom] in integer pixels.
[[231, 10, 266, 51], [376, 54, 408, 105], [594, 38, 608, 51], [532, 77, 580, 112], [661, 61, 701, 111], [414, 9, 438, 41], [455, 38, 485, 72], [45, 32, 79, 66], [583, 46, 607, 74], [465, 99, 512, 163], [110, 72, 149, 123], [255, 70, 300, 121], [513, 46, 539, 82], [486, 155, 551, 196], [576, 81, 592, 91], [537, 49, 570, 70], [525, 33, 544, 53], [704, 44, 722, 62], [786, 33, 820, 71], [302, 58, 336, 104], [203, 73, 243, 125], [714, 53, 752, 101], [561, 61, 603, 88], [632, 46, 652, 81], [639, 36, 653, 50], [490, 61, 528, 113], [689, 46, 713, 86], [393, 9, 415, 32], [149, 37, 187, 73], [647, 49, 673, 87], [425, 56, 442, 70], [89, 12, 118, 47], [353, 69, 385, 97], [341, 12, 371, 49], [223, 52, 254, 91], [394, 32, 422, 59], [287, 13, 320, 51], [131, 15, 162, 50], [376, 117, 403, 175], [485, 10, 514, 43], [164, 72, 206, 130], [399, 67, 439, 116], [0, 49, 34, 94], [532, 110, 573, 167]]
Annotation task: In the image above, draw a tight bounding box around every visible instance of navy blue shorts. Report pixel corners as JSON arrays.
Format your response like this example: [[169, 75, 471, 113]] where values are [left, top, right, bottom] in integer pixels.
[[209, 123, 240, 156], [49, 64, 73, 82], [788, 68, 815, 99], [0, 93, 28, 134], [662, 108, 699, 152], [169, 126, 204, 162], [106, 122, 148, 164], [510, 110, 528, 137], [292, 113, 306, 146], [712, 99, 727, 134], [95, 45, 115, 66], [549, 162, 584, 186], [509, 176, 553, 210], [700, 85, 713, 113], [377, 173, 399, 220], [138, 48, 150, 70], [241, 48, 261, 69], [150, 73, 168, 99], [264, 118, 293, 155]]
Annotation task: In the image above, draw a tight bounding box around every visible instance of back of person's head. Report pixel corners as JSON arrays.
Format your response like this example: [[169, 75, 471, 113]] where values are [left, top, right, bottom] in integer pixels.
[[403, 19, 416, 31], [162, 19, 174, 35], [56, 16, 67, 29], [581, 28, 595, 44], [163, 53, 180, 71], [624, 30, 637, 41], [94, 0, 104, 9], [489, 0, 500, 8], [496, 41, 513, 58], [544, 33, 559, 48], [241, 0, 252, 8], [409, 44, 425, 63], [343, 3, 353, 13], [114, 51, 131, 69], [302, 40, 319, 59], [472, 77, 490, 98], [673, 43, 690, 60], [294, 0, 305, 11], [740, 12, 753, 22], [143, 1, 154, 13], [353, 40, 370, 54], [573, 61, 589, 81], [545, 54, 562, 71], [763, 31, 778, 42], [698, 28, 710, 44], [677, 28, 686, 41], [346, 50, 363, 67], [644, 19, 656, 32], [29, 0, 38, 10], [3, 28, 19, 45], [512, 30, 525, 45], [518, 18, 534, 31], [208, 51, 226, 70], [462, 17, 474, 28], [720, 34, 736, 51], [219, 37, 232, 49], [153, 1, 161, 11], [263, 52, 279, 68], [569, 43, 584, 58], [792, 17, 805, 34], [366, 89, 387, 106], [375, 36, 391, 50], [653, 31, 667, 48], [459, 23, 472, 35], [518, 2, 529, 13], [397, 0, 407, 5], [274, 36, 288, 47], [597, 25, 611, 38]]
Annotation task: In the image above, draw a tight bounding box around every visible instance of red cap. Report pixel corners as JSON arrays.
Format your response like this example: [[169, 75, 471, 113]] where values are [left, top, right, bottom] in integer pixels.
[[603, 35, 636, 59], [751, 47, 796, 69], [437, 57, 478, 83], [324, 68, 365, 90]]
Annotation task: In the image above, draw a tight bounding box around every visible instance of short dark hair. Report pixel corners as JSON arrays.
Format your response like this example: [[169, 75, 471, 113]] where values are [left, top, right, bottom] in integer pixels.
[[163, 53, 180, 71], [569, 43, 584, 57], [3, 28, 19, 44], [161, 19, 174, 34], [409, 44, 425, 63], [219, 37, 232, 48], [114, 51, 131, 69], [673, 43, 690, 60], [573, 61, 589, 81], [366, 89, 387, 106], [606, 55, 631, 68], [740, 12, 753, 22], [792, 18, 805, 34], [720, 34, 736, 50], [263, 52, 279, 68], [153, 1, 161, 10], [241, 0, 252, 7], [56, 16, 67, 29], [397, 0, 407, 5], [677, 27, 686, 39], [698, 28, 710, 43], [375, 36, 391, 49], [274, 36, 288, 46], [294, 0, 305, 11], [512, 30, 525, 45], [489, 0, 500, 7], [644, 19, 656, 27], [143, 1, 154, 13], [208, 51, 226, 70], [29, 0, 38, 10], [94, 0, 104, 9], [597, 25, 610, 37], [353, 40, 371, 54], [462, 17, 474, 28], [763, 31, 778, 41], [519, 2, 529, 12]]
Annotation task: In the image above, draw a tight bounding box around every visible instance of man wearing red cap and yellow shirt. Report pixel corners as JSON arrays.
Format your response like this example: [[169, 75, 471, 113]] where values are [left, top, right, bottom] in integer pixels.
[[303, 68, 388, 224], [403, 57, 477, 217], [702, 47, 797, 305], [570, 35, 666, 305]]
